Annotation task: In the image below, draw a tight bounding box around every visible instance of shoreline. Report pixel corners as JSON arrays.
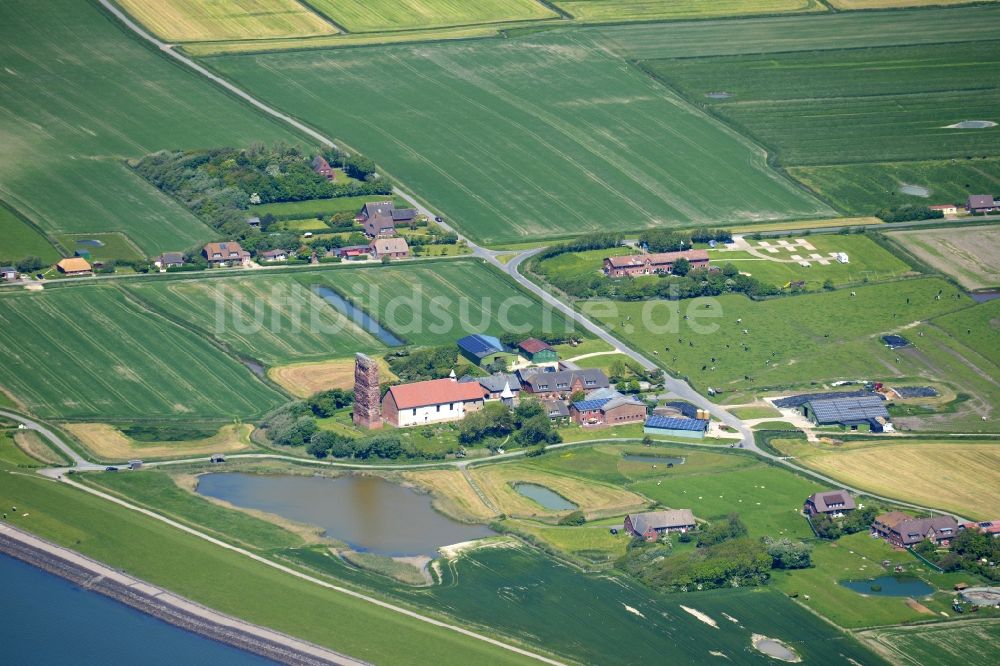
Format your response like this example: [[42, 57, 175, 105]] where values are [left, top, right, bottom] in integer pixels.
[[0, 524, 365, 666]]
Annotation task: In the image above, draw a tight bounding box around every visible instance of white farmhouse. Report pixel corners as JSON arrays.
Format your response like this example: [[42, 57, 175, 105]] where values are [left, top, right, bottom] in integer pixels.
[[381, 377, 486, 427]]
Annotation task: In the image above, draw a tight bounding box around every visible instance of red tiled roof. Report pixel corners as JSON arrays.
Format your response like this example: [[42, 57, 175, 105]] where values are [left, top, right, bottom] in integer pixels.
[[606, 249, 709, 269], [518, 338, 552, 354], [387, 378, 485, 409]]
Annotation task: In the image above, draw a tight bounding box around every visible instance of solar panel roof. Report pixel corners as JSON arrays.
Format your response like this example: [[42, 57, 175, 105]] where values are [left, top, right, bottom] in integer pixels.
[[644, 416, 708, 431]]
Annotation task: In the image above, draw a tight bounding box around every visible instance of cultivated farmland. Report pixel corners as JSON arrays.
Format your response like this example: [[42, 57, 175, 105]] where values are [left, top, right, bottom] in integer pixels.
[[124, 273, 384, 366], [592, 5, 1000, 59], [771, 438, 1000, 520], [554, 0, 823, 22], [585, 278, 972, 394], [643, 42, 1000, 166], [0, 0, 301, 254], [788, 158, 1000, 215], [308, 0, 557, 32], [114, 0, 338, 42], [64, 423, 253, 461], [0, 285, 284, 420], [889, 225, 1000, 290], [0, 203, 59, 264], [857, 621, 1000, 666], [208, 32, 831, 245]]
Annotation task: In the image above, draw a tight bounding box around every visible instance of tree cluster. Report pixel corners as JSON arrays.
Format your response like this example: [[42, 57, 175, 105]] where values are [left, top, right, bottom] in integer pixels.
[[763, 536, 812, 569], [811, 505, 877, 540], [458, 398, 561, 448], [875, 205, 944, 223], [131, 144, 391, 243], [914, 528, 1000, 580], [308, 389, 354, 417], [385, 345, 462, 382]]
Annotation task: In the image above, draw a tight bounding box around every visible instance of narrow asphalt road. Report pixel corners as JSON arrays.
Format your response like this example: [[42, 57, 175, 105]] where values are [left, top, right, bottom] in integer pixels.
[[0, 409, 96, 469]]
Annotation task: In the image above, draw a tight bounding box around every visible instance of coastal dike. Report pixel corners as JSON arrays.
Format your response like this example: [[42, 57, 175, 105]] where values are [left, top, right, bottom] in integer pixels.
[[0, 524, 365, 666]]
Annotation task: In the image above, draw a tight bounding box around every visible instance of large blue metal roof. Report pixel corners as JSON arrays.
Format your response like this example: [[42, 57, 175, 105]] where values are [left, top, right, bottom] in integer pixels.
[[644, 416, 708, 431], [457, 333, 504, 357]]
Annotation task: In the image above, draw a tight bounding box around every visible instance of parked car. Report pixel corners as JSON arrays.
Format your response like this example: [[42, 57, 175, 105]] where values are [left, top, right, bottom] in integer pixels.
[[104, 466, 118, 472], [35, 273, 45, 280]]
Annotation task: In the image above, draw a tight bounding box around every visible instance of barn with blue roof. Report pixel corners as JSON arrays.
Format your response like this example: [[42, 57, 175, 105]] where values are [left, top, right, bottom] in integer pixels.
[[457, 333, 518, 370], [643, 415, 709, 439]]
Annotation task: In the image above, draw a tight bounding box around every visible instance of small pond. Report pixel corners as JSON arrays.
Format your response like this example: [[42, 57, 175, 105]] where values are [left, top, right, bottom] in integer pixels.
[[196, 473, 494, 557], [514, 483, 576, 510], [623, 455, 685, 466], [970, 290, 1000, 303], [899, 184, 930, 197], [313, 286, 403, 346], [74, 238, 105, 247], [840, 575, 933, 597], [752, 635, 800, 662]]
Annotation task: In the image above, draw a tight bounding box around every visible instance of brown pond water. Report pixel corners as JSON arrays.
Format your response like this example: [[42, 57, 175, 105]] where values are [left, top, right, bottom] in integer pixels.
[[196, 473, 494, 557]]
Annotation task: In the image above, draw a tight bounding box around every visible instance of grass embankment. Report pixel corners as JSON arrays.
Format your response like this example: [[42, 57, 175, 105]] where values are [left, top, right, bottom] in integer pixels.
[[770, 437, 1000, 520], [64, 423, 254, 461], [554, 0, 824, 22], [0, 464, 532, 664]]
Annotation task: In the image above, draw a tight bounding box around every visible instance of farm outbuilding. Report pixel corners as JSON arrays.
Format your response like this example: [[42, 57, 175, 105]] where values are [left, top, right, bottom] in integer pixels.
[[643, 415, 708, 439], [1, 266, 18, 281], [56, 257, 92, 275], [801, 395, 890, 432], [457, 333, 517, 369]]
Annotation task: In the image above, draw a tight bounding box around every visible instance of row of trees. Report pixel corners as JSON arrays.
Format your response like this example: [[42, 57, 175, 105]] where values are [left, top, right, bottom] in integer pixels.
[[810, 505, 878, 540], [385, 346, 464, 382], [875, 204, 944, 223], [639, 228, 732, 252]]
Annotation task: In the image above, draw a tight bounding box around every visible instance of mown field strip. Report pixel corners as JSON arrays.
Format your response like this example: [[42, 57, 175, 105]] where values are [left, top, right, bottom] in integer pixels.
[[113, 0, 338, 42], [306, 0, 557, 32]]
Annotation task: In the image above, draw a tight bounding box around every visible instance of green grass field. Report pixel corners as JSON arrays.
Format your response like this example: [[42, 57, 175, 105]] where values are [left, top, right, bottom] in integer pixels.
[[593, 5, 1000, 60], [55, 233, 146, 263], [114, 0, 338, 42], [932, 299, 1000, 368], [789, 158, 1000, 215], [555, 0, 824, 22], [0, 203, 59, 264], [0, 285, 284, 420], [585, 278, 972, 394], [209, 31, 830, 245], [124, 260, 582, 366], [0, 0, 301, 255], [124, 272, 385, 366], [644, 41, 1000, 167], [308, 0, 557, 32], [857, 620, 1000, 666], [642, 41, 1000, 213]]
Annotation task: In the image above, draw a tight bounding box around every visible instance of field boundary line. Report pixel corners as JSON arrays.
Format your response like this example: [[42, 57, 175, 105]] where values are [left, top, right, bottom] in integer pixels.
[[52, 473, 567, 665]]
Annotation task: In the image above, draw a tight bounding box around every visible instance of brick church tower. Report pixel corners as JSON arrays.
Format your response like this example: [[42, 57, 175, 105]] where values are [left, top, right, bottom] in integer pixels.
[[352, 352, 382, 429]]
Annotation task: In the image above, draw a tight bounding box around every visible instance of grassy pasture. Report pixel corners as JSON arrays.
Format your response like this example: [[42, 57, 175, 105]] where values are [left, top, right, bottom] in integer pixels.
[[789, 158, 1000, 215], [470, 463, 647, 519], [889, 225, 1000, 290], [0, 285, 283, 420], [718, 234, 913, 288], [0, 203, 59, 264], [209, 32, 830, 245], [555, 0, 824, 22], [308, 0, 557, 32], [643, 41, 1000, 167], [55, 232, 146, 263], [770, 438, 1000, 519], [594, 5, 1000, 60], [114, 0, 338, 42], [932, 299, 1000, 368], [124, 273, 384, 366], [64, 423, 253, 461], [0, 0, 301, 254], [585, 277, 970, 393]]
